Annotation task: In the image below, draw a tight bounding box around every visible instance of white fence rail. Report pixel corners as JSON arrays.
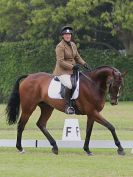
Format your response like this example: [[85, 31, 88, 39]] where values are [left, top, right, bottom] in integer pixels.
[[0, 139, 133, 148]]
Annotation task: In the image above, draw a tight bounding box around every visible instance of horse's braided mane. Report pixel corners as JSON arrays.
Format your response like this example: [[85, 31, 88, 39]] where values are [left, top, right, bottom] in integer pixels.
[[93, 65, 120, 72]]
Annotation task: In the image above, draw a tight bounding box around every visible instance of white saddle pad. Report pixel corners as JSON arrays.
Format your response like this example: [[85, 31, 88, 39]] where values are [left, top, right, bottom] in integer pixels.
[[48, 77, 79, 99]]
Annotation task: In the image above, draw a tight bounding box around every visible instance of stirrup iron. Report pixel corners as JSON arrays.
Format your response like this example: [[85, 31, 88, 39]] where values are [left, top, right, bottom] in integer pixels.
[[65, 106, 75, 114]]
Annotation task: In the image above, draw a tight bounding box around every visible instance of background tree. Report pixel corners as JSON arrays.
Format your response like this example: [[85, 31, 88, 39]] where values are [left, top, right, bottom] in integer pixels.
[[100, 0, 133, 55], [0, 0, 132, 55], [0, 0, 31, 41], [60, 0, 133, 55]]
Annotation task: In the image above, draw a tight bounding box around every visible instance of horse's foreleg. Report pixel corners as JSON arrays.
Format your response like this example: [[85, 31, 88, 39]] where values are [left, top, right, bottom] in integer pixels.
[[39, 127, 58, 155], [83, 116, 94, 156], [36, 104, 58, 154], [94, 111, 125, 155]]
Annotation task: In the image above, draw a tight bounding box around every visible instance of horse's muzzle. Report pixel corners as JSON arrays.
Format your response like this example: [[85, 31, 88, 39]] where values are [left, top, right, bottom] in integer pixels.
[[111, 99, 118, 105]]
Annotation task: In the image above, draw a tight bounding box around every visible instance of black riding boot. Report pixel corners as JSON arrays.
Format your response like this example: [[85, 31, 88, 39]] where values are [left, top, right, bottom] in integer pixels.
[[64, 87, 75, 114]]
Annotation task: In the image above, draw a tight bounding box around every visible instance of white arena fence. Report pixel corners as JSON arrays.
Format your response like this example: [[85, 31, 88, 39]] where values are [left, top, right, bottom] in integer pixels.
[[0, 139, 133, 149]]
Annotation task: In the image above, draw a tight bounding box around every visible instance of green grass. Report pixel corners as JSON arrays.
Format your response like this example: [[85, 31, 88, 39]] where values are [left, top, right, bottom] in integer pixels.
[[0, 148, 133, 177], [0, 102, 133, 177]]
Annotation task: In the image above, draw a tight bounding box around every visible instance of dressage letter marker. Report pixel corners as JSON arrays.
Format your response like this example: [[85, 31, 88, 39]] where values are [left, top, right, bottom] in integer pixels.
[[66, 127, 72, 137], [62, 119, 81, 141]]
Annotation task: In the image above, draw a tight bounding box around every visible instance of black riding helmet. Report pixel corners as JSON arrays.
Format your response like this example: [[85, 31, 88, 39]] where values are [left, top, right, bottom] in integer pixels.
[[60, 26, 73, 35]]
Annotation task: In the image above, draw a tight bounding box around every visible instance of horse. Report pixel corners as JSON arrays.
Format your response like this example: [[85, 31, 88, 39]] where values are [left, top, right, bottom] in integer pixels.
[[6, 66, 126, 156]]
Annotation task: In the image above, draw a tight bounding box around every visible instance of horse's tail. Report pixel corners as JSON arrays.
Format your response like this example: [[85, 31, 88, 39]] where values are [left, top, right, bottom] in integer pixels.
[[6, 75, 28, 125]]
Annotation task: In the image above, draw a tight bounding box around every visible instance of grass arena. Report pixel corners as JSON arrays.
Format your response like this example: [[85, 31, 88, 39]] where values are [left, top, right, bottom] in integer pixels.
[[0, 102, 132, 177]]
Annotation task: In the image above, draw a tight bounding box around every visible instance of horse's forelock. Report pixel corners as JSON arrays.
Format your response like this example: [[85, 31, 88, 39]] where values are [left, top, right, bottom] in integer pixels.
[[112, 68, 122, 79]]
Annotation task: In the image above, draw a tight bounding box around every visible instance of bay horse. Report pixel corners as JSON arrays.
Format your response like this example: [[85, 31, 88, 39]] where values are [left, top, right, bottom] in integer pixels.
[[6, 66, 126, 155]]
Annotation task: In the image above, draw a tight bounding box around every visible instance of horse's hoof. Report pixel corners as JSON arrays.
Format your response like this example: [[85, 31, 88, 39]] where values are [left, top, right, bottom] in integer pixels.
[[87, 152, 94, 156], [18, 149, 25, 154], [52, 147, 58, 155], [85, 151, 94, 156], [117, 149, 125, 156]]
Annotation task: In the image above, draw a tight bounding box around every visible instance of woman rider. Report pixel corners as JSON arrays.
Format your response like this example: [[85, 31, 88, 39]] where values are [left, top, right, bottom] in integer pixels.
[[53, 26, 91, 114]]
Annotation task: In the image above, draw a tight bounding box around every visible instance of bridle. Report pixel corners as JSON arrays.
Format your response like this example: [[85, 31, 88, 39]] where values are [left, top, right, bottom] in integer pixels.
[[80, 68, 123, 100], [107, 73, 123, 100]]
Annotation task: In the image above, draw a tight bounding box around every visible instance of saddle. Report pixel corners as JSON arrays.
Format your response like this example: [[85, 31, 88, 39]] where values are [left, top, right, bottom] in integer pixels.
[[54, 70, 79, 98], [48, 71, 79, 100]]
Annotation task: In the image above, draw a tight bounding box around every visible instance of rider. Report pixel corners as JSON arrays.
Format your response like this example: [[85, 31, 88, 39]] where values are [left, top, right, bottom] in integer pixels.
[[53, 26, 91, 114]]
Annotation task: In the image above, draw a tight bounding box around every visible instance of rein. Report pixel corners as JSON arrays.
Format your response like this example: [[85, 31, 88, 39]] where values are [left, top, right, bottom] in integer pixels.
[[80, 71, 93, 83], [79, 67, 122, 98], [80, 71, 108, 94]]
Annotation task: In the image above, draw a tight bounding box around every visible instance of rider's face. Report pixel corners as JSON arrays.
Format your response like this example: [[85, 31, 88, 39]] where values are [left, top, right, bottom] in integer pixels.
[[63, 33, 72, 42]]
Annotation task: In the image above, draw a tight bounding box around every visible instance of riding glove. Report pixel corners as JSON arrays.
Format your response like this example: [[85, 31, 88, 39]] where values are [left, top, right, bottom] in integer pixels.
[[73, 64, 80, 71], [84, 63, 92, 72]]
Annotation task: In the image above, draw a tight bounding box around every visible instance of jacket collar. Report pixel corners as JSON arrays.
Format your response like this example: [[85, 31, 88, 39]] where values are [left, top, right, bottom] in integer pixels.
[[61, 39, 70, 47], [61, 39, 74, 50], [61, 40, 75, 57]]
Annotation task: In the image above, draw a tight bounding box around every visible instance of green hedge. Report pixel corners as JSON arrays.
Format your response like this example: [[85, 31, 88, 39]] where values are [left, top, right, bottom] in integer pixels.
[[0, 40, 132, 102], [0, 40, 55, 102], [81, 49, 133, 101]]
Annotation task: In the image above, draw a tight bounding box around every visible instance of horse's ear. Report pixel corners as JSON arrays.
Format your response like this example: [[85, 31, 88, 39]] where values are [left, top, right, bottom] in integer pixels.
[[121, 71, 128, 77]]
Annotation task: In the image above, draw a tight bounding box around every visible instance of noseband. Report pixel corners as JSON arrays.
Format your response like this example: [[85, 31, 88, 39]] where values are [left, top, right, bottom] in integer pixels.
[[108, 79, 118, 99]]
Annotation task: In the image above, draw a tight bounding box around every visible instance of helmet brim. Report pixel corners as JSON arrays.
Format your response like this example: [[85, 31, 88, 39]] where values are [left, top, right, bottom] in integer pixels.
[[60, 26, 73, 35], [61, 29, 73, 35]]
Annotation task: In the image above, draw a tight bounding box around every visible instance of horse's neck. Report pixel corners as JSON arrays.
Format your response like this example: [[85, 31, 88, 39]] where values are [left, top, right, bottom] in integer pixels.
[[89, 68, 113, 93], [91, 68, 112, 80]]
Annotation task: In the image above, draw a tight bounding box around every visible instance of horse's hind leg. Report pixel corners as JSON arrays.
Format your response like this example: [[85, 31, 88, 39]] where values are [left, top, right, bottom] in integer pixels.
[[16, 111, 33, 153], [36, 103, 58, 154]]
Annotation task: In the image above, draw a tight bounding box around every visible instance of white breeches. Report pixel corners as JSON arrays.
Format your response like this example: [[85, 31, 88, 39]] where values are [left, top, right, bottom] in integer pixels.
[[57, 74, 72, 89]]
